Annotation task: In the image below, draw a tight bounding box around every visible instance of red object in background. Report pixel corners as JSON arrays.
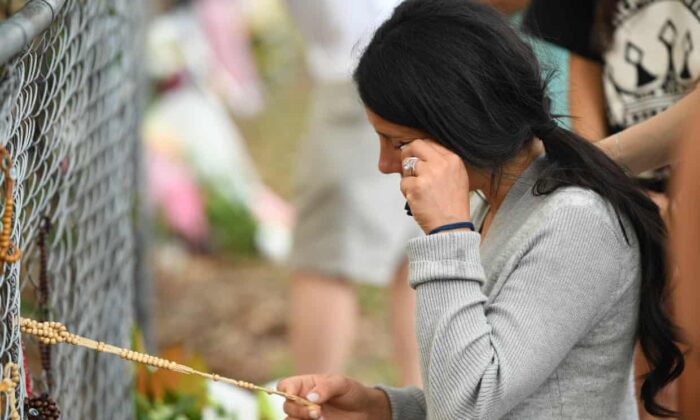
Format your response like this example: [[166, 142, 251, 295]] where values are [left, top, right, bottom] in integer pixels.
[[21, 338, 31, 397], [157, 71, 187, 94]]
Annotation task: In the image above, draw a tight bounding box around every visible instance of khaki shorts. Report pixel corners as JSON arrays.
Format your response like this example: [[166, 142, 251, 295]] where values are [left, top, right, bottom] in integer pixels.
[[289, 81, 422, 286]]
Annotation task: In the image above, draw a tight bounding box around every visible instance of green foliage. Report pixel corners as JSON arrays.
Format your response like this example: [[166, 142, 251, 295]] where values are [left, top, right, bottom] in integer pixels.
[[256, 392, 276, 420], [204, 188, 258, 258], [132, 327, 209, 420], [136, 392, 201, 420]]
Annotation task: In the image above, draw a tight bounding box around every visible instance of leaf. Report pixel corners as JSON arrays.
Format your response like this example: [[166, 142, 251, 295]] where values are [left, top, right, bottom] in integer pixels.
[[256, 391, 275, 420], [136, 345, 210, 410]]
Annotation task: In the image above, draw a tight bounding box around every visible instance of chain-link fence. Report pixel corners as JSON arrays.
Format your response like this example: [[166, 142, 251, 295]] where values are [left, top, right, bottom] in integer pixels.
[[0, 0, 146, 418]]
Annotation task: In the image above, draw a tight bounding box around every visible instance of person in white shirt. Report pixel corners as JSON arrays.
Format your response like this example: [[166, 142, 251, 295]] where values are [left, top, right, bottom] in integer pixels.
[[285, 0, 422, 386]]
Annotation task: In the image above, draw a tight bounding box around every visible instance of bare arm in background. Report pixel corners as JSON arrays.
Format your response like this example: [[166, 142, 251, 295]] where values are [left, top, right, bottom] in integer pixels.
[[596, 86, 699, 175], [569, 54, 608, 141], [542, 3, 689, 165], [567, 47, 698, 174]]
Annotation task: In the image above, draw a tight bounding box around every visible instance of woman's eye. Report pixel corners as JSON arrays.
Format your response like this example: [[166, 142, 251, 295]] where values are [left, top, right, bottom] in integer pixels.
[[394, 142, 410, 150]]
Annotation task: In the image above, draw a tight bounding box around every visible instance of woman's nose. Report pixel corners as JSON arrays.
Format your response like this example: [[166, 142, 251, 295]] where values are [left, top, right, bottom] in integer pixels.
[[378, 143, 402, 174]]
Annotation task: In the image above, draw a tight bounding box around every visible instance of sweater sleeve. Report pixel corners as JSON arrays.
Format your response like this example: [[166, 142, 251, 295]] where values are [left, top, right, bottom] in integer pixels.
[[403, 204, 627, 419], [375, 385, 426, 420]]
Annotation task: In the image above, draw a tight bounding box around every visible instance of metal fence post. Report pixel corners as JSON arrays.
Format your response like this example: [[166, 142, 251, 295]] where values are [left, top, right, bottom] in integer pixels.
[[0, 1, 147, 418]]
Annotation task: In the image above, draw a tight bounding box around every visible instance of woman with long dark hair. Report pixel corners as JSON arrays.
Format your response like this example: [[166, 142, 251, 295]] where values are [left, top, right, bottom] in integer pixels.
[[277, 1, 684, 418]]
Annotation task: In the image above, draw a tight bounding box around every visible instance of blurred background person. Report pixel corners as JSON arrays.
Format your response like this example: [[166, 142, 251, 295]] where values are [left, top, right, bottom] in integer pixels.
[[523, 0, 699, 198], [284, 0, 423, 386]]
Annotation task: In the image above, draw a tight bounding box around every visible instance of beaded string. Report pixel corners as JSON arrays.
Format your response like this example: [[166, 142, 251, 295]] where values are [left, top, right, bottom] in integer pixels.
[[0, 143, 22, 420], [0, 363, 21, 420], [0, 145, 21, 272], [19, 318, 320, 410], [2, 144, 314, 413]]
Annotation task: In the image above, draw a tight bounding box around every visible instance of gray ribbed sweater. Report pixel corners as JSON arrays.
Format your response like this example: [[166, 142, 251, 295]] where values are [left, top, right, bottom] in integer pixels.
[[380, 157, 641, 419]]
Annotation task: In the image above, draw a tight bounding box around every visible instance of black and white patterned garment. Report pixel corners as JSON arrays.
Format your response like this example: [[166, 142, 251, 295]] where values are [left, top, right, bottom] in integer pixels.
[[523, 0, 699, 189], [603, 0, 699, 132], [523, 0, 699, 133]]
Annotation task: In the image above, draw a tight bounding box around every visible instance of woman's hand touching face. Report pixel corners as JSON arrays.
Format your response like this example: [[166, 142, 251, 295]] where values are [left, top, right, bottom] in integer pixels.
[[366, 108, 472, 234], [399, 139, 471, 234]]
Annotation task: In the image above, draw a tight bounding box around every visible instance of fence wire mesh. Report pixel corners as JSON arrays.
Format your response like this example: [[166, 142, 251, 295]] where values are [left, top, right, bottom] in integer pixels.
[[0, 0, 146, 418]]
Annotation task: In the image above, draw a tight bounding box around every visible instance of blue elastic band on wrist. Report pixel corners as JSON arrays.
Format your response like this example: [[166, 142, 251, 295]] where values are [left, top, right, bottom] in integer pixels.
[[429, 222, 475, 235]]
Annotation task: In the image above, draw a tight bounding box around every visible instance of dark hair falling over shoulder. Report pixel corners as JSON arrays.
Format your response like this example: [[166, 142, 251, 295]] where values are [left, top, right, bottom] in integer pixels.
[[354, 0, 684, 416]]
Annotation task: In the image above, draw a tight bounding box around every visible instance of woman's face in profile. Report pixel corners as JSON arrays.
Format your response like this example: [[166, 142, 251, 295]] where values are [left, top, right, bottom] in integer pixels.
[[365, 108, 432, 175], [364, 107, 488, 191]]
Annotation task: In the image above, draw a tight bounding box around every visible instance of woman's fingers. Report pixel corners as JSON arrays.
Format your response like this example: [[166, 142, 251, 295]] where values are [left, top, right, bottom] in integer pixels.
[[278, 374, 358, 418], [278, 376, 321, 418], [425, 140, 459, 158], [400, 139, 465, 179], [304, 374, 353, 404], [400, 176, 415, 199], [401, 139, 435, 179], [403, 138, 464, 166], [402, 156, 420, 177], [278, 376, 304, 397], [400, 139, 439, 163], [282, 400, 321, 419]]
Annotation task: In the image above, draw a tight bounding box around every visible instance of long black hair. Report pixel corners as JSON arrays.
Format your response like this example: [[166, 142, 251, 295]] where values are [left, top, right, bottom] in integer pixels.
[[354, 0, 684, 416]]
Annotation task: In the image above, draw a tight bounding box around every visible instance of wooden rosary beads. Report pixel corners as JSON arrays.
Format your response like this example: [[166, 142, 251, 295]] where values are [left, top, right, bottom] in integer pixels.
[[0, 143, 313, 415], [19, 318, 320, 411], [0, 145, 21, 272], [0, 147, 22, 419], [0, 363, 20, 420], [24, 394, 60, 419]]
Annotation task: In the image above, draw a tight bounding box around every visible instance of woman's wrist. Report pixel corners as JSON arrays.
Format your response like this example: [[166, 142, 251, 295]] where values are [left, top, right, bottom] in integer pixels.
[[367, 387, 392, 420], [428, 221, 475, 235]]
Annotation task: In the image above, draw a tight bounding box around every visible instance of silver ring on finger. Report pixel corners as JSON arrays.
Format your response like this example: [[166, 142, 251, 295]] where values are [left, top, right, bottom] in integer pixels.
[[402, 157, 419, 177]]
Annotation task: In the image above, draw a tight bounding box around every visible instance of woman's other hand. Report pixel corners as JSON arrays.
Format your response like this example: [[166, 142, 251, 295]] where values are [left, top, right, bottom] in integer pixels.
[[400, 140, 471, 234], [277, 374, 392, 420]]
